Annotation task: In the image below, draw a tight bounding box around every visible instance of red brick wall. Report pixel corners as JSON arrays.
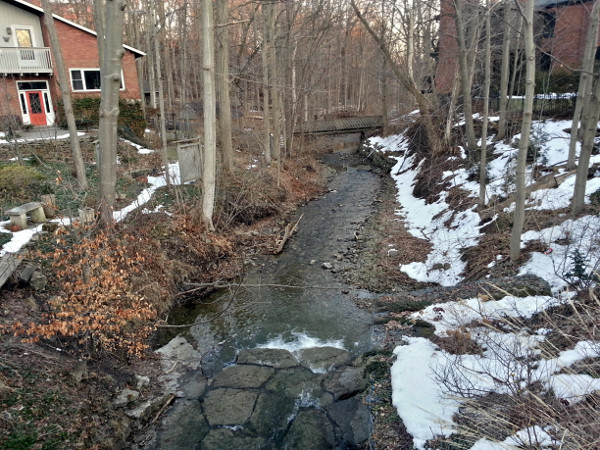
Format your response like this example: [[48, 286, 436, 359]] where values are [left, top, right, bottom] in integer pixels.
[[44, 19, 141, 101], [542, 3, 597, 71]]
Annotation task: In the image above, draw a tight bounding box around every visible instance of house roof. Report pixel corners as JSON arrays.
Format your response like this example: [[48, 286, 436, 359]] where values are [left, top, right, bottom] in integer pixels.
[[2, 0, 145, 58]]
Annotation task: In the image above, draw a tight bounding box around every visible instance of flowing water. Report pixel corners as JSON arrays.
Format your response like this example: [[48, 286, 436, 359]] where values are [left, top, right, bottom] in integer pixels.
[[149, 146, 382, 449]]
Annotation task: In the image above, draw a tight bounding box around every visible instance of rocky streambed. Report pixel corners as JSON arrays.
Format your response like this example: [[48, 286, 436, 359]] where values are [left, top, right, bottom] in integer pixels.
[[152, 343, 370, 449], [137, 145, 385, 449]]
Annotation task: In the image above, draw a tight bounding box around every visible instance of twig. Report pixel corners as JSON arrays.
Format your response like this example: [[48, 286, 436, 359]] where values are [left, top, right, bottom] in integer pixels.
[[165, 361, 178, 374], [150, 393, 176, 424]]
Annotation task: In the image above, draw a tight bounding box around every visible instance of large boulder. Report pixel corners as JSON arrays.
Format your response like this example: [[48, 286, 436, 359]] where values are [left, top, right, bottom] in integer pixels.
[[324, 365, 367, 400]]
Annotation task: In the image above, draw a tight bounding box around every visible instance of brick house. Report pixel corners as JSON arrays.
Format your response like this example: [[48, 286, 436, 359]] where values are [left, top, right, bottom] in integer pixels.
[[435, 0, 599, 95], [536, 0, 599, 73], [0, 0, 144, 127]]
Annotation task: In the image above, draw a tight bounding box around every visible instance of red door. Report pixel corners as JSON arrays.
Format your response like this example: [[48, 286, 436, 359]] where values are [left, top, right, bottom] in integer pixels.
[[26, 91, 47, 126]]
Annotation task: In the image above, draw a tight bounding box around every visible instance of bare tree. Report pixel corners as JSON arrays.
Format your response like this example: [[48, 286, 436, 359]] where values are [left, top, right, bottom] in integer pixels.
[[510, 0, 535, 262], [351, 0, 442, 155], [96, 0, 126, 227], [454, 0, 480, 154], [479, 0, 492, 206], [216, 0, 234, 175], [567, 0, 600, 171], [201, 0, 216, 231], [496, 0, 513, 141], [41, 0, 88, 190]]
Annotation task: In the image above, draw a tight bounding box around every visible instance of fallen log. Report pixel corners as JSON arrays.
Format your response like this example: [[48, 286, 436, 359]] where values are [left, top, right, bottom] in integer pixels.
[[273, 214, 303, 254]]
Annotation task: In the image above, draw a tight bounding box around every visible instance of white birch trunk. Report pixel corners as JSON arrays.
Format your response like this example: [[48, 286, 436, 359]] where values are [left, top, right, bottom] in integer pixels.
[[510, 0, 535, 262], [201, 0, 216, 231]]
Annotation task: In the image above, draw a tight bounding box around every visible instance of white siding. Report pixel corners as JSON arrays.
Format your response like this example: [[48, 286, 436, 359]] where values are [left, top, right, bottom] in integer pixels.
[[0, 3, 44, 48]]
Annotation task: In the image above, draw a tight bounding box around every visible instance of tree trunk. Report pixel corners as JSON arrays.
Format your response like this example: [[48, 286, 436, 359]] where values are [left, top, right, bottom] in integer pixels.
[[496, 1, 512, 140], [572, 71, 600, 214], [266, 1, 282, 164], [154, 5, 170, 186], [96, 0, 125, 227], [201, 0, 217, 231], [479, 0, 492, 206], [257, 13, 271, 165], [567, 0, 600, 170], [41, 0, 88, 190], [454, 0, 477, 154], [510, 0, 535, 262], [216, 0, 234, 175], [380, 55, 389, 130]]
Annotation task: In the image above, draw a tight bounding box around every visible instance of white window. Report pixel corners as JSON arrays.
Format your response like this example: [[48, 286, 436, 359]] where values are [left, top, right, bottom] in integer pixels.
[[69, 68, 124, 92]]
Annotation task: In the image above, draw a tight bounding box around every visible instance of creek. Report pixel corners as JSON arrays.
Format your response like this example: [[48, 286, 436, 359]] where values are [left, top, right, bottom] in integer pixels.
[[150, 143, 383, 449]]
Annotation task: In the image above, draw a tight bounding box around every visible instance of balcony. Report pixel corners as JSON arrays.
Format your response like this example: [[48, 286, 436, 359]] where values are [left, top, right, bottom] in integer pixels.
[[0, 47, 53, 75]]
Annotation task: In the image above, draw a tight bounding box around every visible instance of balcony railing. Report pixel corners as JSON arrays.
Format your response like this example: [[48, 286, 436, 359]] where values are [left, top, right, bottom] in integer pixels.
[[0, 47, 53, 74]]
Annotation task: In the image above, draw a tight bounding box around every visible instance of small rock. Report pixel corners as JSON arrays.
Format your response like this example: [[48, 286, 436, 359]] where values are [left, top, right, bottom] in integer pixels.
[[310, 260, 316, 265], [23, 297, 38, 312], [135, 374, 150, 390], [29, 271, 47, 291], [114, 388, 139, 407], [322, 262, 333, 270], [70, 360, 88, 384]]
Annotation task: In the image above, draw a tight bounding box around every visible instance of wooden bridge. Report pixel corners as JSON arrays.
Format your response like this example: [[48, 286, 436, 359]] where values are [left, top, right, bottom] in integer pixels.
[[296, 115, 383, 135]]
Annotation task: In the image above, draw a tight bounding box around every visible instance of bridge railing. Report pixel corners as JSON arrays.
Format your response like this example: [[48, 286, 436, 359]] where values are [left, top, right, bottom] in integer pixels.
[[297, 115, 383, 134]]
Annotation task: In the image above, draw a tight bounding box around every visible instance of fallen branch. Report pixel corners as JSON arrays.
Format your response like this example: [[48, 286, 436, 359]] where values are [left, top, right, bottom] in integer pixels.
[[178, 281, 351, 296], [150, 393, 176, 424], [274, 214, 303, 254], [156, 323, 194, 328]]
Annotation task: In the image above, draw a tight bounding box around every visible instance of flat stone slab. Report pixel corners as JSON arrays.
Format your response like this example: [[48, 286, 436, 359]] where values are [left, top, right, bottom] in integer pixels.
[[236, 348, 299, 368], [212, 364, 274, 389], [198, 428, 263, 450], [6, 201, 43, 216], [297, 346, 353, 372], [202, 388, 258, 426]]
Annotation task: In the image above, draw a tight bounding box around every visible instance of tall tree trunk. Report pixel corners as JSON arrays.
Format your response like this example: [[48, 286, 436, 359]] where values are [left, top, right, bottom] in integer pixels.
[[479, 0, 492, 206], [201, 0, 217, 231], [567, 0, 600, 170], [510, 0, 535, 262], [96, 0, 125, 227], [257, 14, 271, 165], [572, 71, 600, 214], [216, 0, 234, 175], [454, 0, 477, 154], [266, 1, 282, 164], [380, 55, 389, 130], [41, 0, 87, 190], [145, 0, 157, 109], [154, 4, 170, 186], [496, 1, 512, 140]]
